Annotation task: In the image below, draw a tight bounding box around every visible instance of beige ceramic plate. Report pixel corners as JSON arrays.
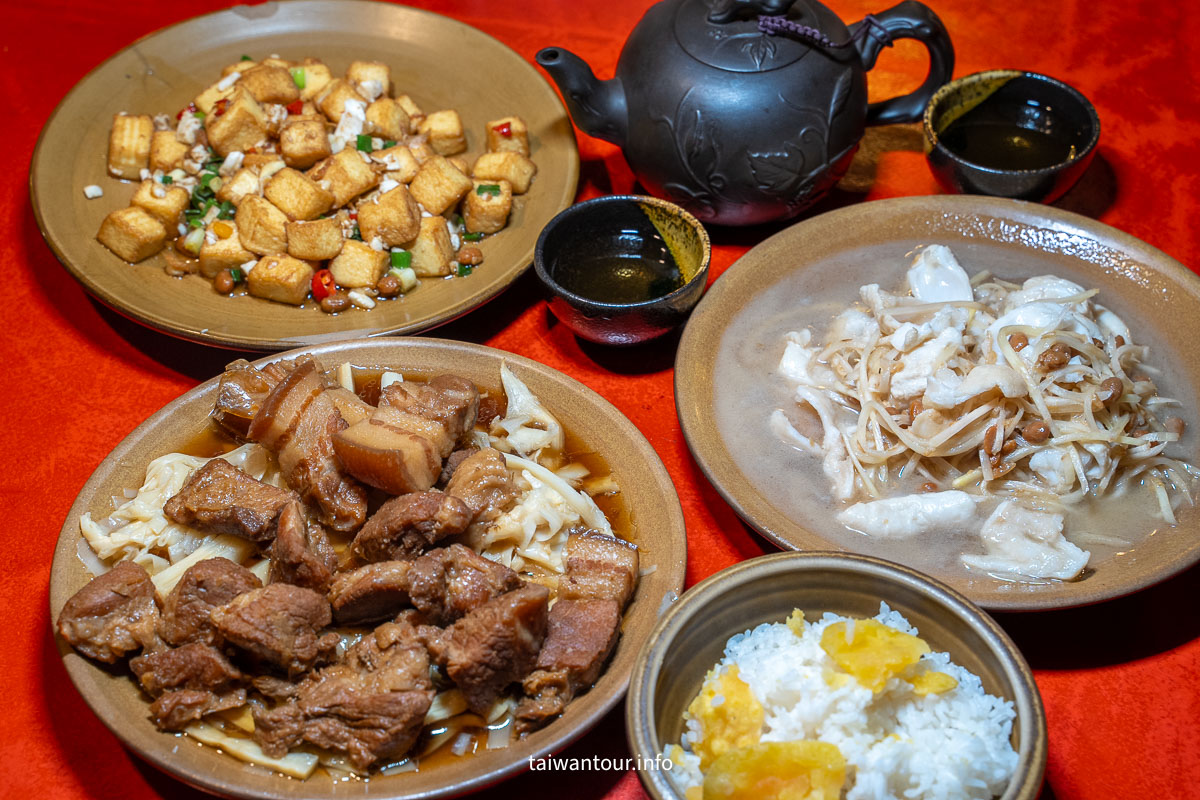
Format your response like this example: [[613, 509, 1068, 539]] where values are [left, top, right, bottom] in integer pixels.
[[30, 0, 579, 350], [676, 195, 1200, 612], [49, 338, 686, 799]]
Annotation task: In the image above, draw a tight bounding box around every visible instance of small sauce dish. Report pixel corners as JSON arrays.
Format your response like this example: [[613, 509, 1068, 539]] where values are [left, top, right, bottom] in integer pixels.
[[923, 70, 1100, 203], [534, 195, 710, 345]]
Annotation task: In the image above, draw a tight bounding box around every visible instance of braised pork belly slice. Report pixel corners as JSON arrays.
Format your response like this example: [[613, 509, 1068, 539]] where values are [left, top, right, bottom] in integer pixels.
[[559, 531, 640, 609], [253, 621, 434, 770], [210, 584, 339, 676], [352, 491, 472, 563], [328, 562, 413, 626], [211, 358, 294, 440], [515, 598, 621, 733], [57, 561, 162, 663], [163, 458, 296, 544], [324, 386, 374, 426], [437, 446, 479, 485], [269, 501, 339, 593], [248, 357, 367, 532], [131, 642, 244, 697], [150, 688, 247, 732], [159, 557, 262, 647], [422, 584, 549, 715], [406, 544, 523, 626], [381, 375, 480, 447], [444, 447, 518, 527]]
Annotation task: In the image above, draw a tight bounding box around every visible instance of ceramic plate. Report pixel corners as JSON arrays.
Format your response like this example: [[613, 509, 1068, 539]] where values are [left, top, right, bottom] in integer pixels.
[[30, 0, 579, 350], [675, 195, 1200, 611], [49, 338, 686, 798]]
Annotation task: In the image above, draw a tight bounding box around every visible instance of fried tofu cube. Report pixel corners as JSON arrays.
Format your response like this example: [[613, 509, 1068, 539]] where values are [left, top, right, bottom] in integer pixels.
[[418, 110, 467, 156], [263, 167, 335, 221], [407, 216, 455, 277], [97, 206, 167, 262], [485, 115, 531, 156], [216, 166, 262, 206], [279, 116, 331, 169], [347, 60, 391, 99], [205, 88, 269, 156], [199, 228, 256, 278], [409, 155, 472, 216], [286, 217, 344, 261], [308, 149, 380, 207], [295, 59, 333, 101], [463, 179, 513, 234], [235, 195, 289, 255], [149, 130, 190, 172], [395, 94, 424, 128], [244, 154, 286, 171], [365, 98, 410, 141], [239, 65, 300, 105], [370, 145, 420, 183], [246, 254, 314, 305], [222, 60, 255, 77], [448, 156, 470, 175], [130, 180, 190, 227], [329, 239, 388, 288], [317, 79, 367, 123], [194, 79, 237, 115], [107, 114, 153, 179], [472, 151, 537, 194], [408, 141, 435, 164], [260, 57, 292, 70], [358, 184, 421, 247]]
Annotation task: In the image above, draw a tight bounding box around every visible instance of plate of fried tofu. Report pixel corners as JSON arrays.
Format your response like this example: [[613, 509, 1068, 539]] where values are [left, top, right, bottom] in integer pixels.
[[31, 0, 579, 350]]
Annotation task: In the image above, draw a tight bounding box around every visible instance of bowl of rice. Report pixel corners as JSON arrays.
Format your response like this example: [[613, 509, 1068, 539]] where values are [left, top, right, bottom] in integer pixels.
[[627, 552, 1046, 800]]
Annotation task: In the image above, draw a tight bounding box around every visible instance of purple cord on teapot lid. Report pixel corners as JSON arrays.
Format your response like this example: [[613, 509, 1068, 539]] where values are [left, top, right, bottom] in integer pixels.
[[758, 13, 891, 50]]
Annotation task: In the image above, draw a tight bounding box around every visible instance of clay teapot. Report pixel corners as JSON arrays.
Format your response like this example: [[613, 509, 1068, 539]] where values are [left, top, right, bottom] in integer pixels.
[[537, 0, 954, 225]]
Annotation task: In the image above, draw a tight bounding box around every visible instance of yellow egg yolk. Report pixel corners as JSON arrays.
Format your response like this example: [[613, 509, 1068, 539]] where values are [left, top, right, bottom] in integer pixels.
[[702, 741, 846, 800], [687, 665, 764, 770], [906, 669, 959, 696], [819, 618, 931, 693], [786, 609, 806, 636]]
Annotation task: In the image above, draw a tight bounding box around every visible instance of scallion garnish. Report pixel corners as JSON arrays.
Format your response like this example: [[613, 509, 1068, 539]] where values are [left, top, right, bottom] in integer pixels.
[[218, 200, 235, 219], [356, 134, 373, 152], [240, 54, 253, 62], [350, 224, 362, 241], [382, 139, 396, 149], [290, 67, 306, 89], [456, 263, 474, 276], [475, 183, 502, 197], [390, 250, 412, 269], [462, 232, 483, 242], [161, 175, 173, 185]]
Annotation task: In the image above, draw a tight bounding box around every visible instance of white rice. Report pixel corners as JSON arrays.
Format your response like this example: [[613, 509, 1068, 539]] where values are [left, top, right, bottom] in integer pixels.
[[665, 604, 1018, 800]]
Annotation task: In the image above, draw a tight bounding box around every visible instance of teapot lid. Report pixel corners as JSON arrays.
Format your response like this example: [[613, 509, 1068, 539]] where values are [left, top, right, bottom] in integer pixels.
[[674, 0, 851, 73]]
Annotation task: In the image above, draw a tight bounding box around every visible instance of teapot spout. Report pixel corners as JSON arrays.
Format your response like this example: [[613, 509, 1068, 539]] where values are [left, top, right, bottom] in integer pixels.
[[536, 47, 627, 148]]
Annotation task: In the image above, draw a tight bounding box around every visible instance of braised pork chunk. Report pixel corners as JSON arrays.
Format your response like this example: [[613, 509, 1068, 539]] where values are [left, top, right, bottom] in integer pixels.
[[56, 561, 161, 663], [406, 544, 523, 625], [163, 457, 296, 544], [210, 584, 339, 675], [559, 530, 640, 608], [352, 490, 472, 563], [444, 447, 518, 526], [269, 501, 339, 593], [329, 562, 414, 626], [159, 557, 261, 647]]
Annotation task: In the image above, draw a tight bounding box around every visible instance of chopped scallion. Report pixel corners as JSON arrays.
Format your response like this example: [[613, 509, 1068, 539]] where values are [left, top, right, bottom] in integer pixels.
[[456, 263, 474, 277], [230, 268, 244, 283], [188, 217, 205, 229], [218, 200, 235, 219], [350, 224, 362, 241], [382, 140, 396, 149], [240, 54, 253, 61], [199, 171, 218, 188], [194, 111, 206, 120], [389, 250, 412, 269], [161, 175, 173, 185], [475, 183, 502, 197], [462, 232, 483, 242], [290, 67, 306, 89], [356, 134, 373, 152]]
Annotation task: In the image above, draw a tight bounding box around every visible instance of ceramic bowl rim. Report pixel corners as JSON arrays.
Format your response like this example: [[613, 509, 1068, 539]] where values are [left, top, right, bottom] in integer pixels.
[[923, 68, 1101, 177], [626, 550, 1048, 800], [534, 194, 712, 310]]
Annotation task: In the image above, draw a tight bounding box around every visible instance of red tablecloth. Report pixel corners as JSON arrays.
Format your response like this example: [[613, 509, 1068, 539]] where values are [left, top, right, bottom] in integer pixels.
[[6, 1, 1199, 798]]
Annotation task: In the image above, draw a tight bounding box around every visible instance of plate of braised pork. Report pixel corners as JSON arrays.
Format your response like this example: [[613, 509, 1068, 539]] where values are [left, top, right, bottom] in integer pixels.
[[49, 338, 685, 798]]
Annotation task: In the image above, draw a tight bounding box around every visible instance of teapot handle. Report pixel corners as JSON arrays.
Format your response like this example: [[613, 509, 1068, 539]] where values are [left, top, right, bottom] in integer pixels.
[[853, 0, 955, 125]]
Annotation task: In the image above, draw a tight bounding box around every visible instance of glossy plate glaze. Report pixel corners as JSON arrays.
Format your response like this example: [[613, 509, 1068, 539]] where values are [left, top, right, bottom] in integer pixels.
[[49, 338, 686, 799], [675, 195, 1200, 611], [30, 1, 579, 350]]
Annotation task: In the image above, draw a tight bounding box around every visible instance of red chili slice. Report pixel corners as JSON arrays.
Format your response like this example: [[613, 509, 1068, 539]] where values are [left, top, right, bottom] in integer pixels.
[[494, 122, 512, 137], [176, 102, 197, 121], [286, 99, 304, 115], [312, 269, 336, 301], [214, 98, 230, 117]]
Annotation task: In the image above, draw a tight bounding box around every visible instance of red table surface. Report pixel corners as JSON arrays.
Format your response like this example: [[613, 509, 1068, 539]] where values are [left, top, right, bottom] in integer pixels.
[[5, 0, 1199, 797]]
